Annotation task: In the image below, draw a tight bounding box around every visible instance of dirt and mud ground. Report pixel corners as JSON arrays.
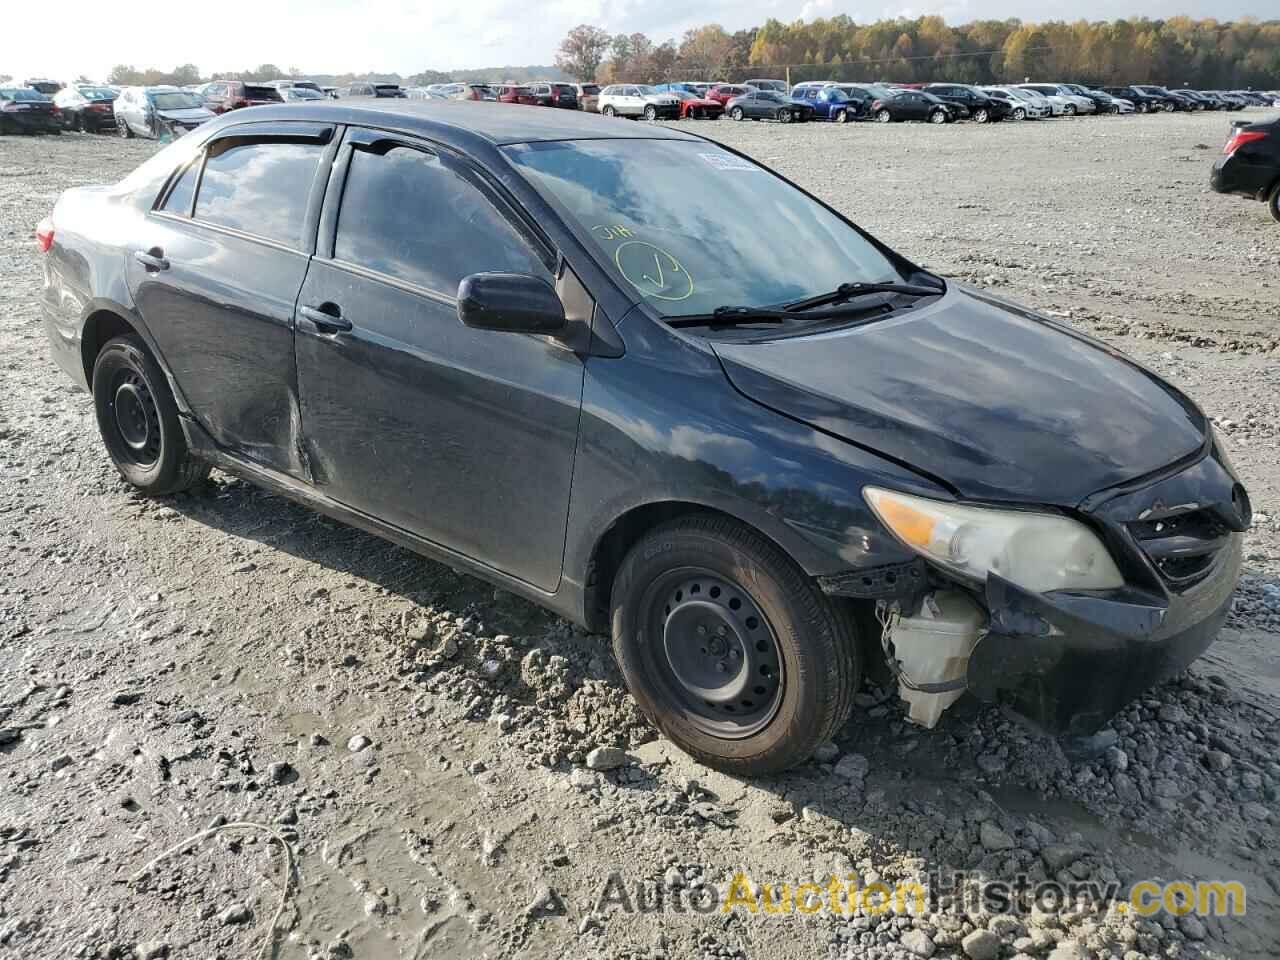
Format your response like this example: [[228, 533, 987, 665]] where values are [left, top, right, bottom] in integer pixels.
[[1, 111, 1278, 960]]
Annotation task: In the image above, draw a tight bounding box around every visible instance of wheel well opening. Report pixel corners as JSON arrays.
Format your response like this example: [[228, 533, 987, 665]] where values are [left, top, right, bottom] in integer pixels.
[[81, 310, 138, 385]]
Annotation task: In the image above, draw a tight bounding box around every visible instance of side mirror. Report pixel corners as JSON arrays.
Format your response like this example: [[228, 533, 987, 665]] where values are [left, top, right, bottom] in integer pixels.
[[457, 272, 566, 336]]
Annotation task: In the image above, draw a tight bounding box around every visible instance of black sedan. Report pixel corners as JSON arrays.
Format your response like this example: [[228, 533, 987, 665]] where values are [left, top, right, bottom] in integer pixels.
[[53, 84, 118, 132], [36, 101, 1247, 773], [924, 84, 1010, 122], [725, 90, 814, 123], [1211, 117, 1279, 222], [0, 87, 62, 134], [871, 89, 956, 123]]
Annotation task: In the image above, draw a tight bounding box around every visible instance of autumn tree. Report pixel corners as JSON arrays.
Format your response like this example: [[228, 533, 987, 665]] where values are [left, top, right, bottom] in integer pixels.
[[556, 24, 611, 81]]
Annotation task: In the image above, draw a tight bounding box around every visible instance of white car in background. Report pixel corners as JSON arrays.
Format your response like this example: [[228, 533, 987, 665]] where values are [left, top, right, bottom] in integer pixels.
[[984, 86, 1050, 119], [1020, 83, 1095, 115], [597, 83, 680, 120]]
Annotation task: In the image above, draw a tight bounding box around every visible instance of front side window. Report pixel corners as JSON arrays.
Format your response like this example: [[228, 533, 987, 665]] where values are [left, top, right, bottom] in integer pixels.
[[333, 144, 549, 296], [504, 138, 904, 318], [194, 138, 324, 247]]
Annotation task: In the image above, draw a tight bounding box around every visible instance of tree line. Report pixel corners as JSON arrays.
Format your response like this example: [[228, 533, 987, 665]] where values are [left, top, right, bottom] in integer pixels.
[[555, 16, 1280, 89], [95, 64, 568, 89]]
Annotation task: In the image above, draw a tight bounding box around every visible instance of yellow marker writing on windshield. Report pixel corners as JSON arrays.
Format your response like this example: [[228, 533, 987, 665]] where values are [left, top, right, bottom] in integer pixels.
[[615, 241, 694, 302]]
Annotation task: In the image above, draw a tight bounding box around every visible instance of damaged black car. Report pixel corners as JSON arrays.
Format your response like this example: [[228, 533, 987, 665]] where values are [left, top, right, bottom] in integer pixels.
[[36, 101, 1249, 774]]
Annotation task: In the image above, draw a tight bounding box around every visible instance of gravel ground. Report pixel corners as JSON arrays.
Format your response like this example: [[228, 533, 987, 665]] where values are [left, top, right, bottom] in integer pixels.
[[1, 111, 1279, 960]]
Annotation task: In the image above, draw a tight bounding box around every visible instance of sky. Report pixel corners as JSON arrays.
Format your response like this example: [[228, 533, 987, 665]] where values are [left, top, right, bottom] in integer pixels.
[[2, 0, 1275, 83]]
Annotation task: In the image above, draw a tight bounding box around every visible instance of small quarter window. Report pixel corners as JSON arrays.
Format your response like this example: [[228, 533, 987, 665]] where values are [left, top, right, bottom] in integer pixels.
[[161, 161, 199, 217]]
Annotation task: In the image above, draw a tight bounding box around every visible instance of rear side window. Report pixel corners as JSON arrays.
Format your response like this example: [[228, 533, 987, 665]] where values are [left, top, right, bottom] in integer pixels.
[[333, 144, 548, 296], [194, 139, 323, 247], [161, 162, 199, 216], [244, 85, 283, 101]]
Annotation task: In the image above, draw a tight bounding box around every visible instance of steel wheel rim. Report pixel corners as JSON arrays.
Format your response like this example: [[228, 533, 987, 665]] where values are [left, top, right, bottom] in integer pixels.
[[647, 568, 784, 739], [109, 370, 161, 466]]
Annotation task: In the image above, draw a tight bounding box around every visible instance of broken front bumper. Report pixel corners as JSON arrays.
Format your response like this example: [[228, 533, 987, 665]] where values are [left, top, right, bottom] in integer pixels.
[[966, 445, 1248, 735]]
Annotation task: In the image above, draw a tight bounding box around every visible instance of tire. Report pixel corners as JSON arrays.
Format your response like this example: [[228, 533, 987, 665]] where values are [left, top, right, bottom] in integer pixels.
[[602, 105, 616, 117], [117, 116, 133, 138], [1063, 103, 1077, 116], [875, 108, 891, 123], [1012, 107, 1026, 120], [730, 106, 745, 121], [92, 334, 210, 495], [71, 113, 83, 132], [973, 107, 989, 123], [644, 105, 657, 121], [1269, 182, 1280, 224], [610, 515, 860, 775], [1136, 102, 1147, 114], [778, 109, 792, 123], [834, 109, 848, 124], [929, 109, 947, 124]]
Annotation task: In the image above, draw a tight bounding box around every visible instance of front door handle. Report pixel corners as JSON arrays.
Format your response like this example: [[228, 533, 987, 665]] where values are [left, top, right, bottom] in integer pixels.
[[133, 248, 169, 271], [299, 304, 352, 334]]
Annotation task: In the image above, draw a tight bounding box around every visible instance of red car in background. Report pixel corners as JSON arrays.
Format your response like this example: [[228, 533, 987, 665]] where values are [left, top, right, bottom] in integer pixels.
[[671, 89, 724, 119], [201, 80, 284, 113], [706, 83, 754, 105], [496, 84, 540, 106]]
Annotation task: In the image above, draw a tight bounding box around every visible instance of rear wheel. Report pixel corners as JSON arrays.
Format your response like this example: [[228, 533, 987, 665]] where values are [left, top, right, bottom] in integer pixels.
[[1012, 107, 1026, 120], [730, 106, 745, 121], [1268, 182, 1280, 224], [875, 108, 891, 123], [834, 109, 848, 124], [778, 109, 792, 123], [973, 107, 990, 123], [117, 116, 133, 138], [1137, 102, 1148, 113], [92, 334, 210, 495], [1063, 103, 1077, 116], [611, 516, 859, 775], [929, 109, 947, 124], [644, 104, 657, 121]]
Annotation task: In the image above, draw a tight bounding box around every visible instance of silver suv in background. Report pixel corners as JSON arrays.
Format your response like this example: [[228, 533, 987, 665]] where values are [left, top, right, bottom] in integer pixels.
[[114, 86, 214, 139]]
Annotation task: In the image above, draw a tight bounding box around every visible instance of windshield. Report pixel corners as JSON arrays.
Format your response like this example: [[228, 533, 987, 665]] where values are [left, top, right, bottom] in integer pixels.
[[149, 92, 201, 110], [286, 88, 324, 99], [78, 86, 116, 99], [1, 88, 50, 101], [636, 85, 660, 95], [504, 139, 904, 318]]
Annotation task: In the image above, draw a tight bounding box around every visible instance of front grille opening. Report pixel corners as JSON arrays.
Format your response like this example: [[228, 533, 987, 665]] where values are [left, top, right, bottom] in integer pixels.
[[1127, 507, 1229, 589]]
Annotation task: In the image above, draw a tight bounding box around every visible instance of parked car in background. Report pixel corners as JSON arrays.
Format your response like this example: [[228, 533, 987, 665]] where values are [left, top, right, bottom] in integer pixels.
[[1100, 85, 1163, 113], [24, 79, 62, 95], [924, 84, 1010, 122], [202, 80, 284, 113], [598, 84, 679, 120], [575, 83, 601, 113], [726, 89, 813, 123], [405, 87, 449, 100], [53, 84, 117, 132], [266, 79, 324, 95], [790, 85, 860, 122], [529, 82, 578, 109], [980, 86, 1047, 120], [0, 87, 62, 134], [1058, 83, 1122, 113], [706, 83, 754, 106], [824, 84, 882, 116], [1020, 84, 1095, 115], [339, 82, 407, 99], [746, 78, 787, 93], [114, 87, 214, 139], [870, 89, 955, 124], [1211, 115, 1279, 222], [1132, 85, 1190, 110], [1213, 92, 1249, 111], [280, 87, 328, 102], [496, 84, 540, 106], [669, 89, 724, 120], [451, 84, 496, 101]]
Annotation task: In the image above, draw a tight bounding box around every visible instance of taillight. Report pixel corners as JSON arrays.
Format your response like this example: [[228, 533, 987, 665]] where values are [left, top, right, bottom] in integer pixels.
[[1223, 129, 1266, 155], [36, 218, 54, 253]]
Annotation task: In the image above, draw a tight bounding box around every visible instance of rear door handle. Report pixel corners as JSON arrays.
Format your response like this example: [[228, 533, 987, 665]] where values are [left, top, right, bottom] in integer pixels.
[[133, 249, 169, 271], [299, 304, 352, 334]]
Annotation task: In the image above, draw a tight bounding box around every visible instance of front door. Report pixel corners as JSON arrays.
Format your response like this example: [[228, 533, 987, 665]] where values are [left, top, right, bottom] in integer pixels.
[[294, 130, 586, 591], [129, 122, 334, 476]]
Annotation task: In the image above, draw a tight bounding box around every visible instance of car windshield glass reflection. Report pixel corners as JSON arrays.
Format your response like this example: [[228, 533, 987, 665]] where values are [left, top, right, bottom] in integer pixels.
[[504, 139, 903, 318], [150, 93, 201, 110]]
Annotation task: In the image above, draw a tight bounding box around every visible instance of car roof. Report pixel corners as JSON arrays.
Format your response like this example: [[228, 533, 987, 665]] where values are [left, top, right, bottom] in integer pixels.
[[206, 100, 701, 147]]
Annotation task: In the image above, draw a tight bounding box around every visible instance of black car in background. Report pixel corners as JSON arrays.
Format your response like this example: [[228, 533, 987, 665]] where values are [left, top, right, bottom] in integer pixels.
[[0, 88, 62, 134], [1134, 85, 1193, 110], [871, 89, 956, 123], [35, 101, 1248, 773], [53, 84, 118, 132], [1211, 117, 1280, 222], [924, 84, 1010, 122], [1101, 85, 1164, 112], [725, 90, 813, 122]]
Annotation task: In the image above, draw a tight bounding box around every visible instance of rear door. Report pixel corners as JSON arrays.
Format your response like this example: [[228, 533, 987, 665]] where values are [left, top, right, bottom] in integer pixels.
[[129, 122, 335, 477], [293, 129, 586, 590]]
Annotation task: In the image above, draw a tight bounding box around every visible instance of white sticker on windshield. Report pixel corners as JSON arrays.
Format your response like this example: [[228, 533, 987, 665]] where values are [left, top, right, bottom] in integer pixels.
[[699, 152, 757, 171]]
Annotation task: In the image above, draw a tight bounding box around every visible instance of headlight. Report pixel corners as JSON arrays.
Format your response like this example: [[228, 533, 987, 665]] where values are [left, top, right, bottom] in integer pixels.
[[864, 488, 1124, 593]]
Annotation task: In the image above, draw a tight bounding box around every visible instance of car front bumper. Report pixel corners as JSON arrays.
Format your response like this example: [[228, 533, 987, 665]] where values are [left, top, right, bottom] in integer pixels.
[[965, 445, 1248, 734]]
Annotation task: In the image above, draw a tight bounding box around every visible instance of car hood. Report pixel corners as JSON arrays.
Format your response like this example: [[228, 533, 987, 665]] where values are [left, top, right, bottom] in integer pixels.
[[710, 285, 1207, 506], [157, 107, 214, 121], [642, 94, 678, 103]]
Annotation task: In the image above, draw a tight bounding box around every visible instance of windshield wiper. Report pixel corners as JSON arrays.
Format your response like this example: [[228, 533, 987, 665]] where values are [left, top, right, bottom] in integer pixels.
[[783, 280, 943, 312], [667, 300, 890, 329]]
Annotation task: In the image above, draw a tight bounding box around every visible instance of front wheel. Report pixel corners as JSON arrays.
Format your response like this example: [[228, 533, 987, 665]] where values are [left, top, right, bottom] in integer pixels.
[[929, 109, 947, 124], [644, 105, 657, 121], [611, 516, 859, 775], [1063, 103, 1077, 116], [117, 116, 133, 138], [1012, 107, 1026, 120], [834, 109, 848, 124], [875, 108, 891, 123], [92, 334, 210, 495], [972, 107, 990, 123], [778, 109, 792, 123], [602, 105, 616, 117], [1268, 182, 1280, 224], [730, 106, 745, 121]]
